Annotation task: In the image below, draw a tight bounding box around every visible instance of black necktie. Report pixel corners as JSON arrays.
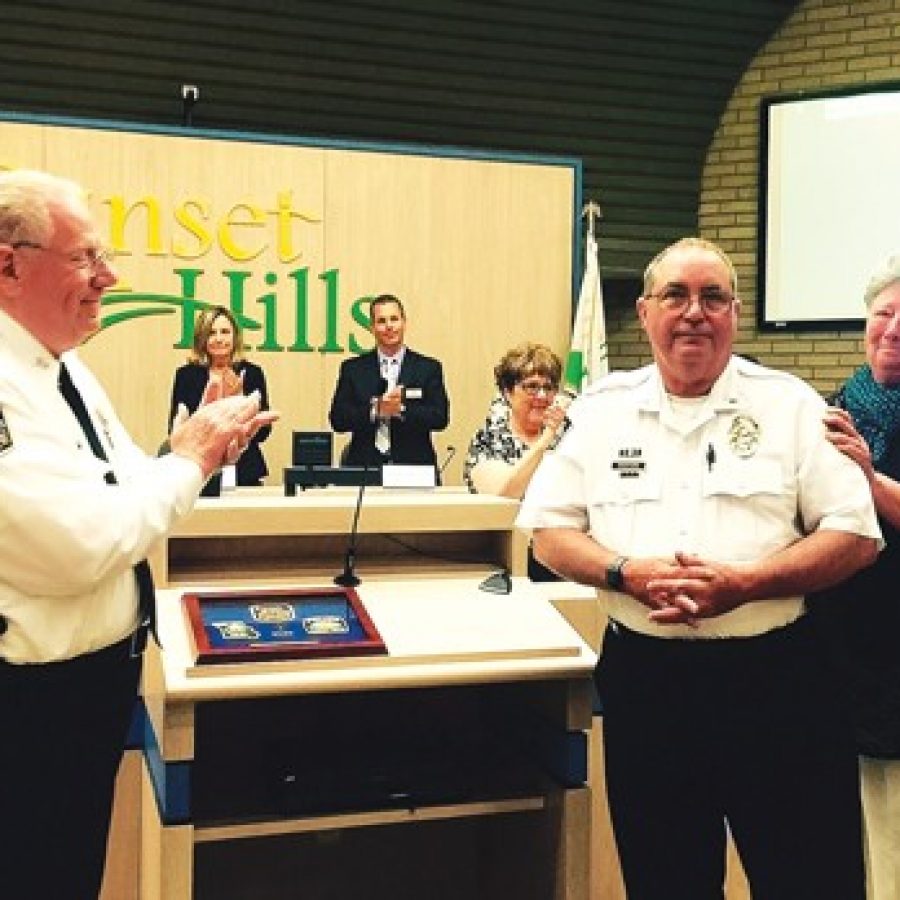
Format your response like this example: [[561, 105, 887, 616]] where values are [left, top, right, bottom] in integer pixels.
[[58, 362, 157, 647]]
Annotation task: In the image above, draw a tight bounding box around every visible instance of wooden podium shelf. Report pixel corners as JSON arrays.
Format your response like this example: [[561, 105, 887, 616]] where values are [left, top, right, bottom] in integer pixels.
[[150, 487, 528, 587]]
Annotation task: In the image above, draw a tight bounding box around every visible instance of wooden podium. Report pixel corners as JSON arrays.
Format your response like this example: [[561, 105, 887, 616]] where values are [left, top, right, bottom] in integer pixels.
[[101, 487, 593, 900], [100, 487, 749, 900], [140, 578, 596, 900]]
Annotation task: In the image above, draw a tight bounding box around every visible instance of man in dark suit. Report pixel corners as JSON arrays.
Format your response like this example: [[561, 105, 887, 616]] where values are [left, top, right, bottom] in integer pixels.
[[329, 294, 449, 470]]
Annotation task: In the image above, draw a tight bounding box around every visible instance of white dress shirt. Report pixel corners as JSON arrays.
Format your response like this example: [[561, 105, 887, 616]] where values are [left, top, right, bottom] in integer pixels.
[[518, 356, 882, 638], [0, 310, 203, 662]]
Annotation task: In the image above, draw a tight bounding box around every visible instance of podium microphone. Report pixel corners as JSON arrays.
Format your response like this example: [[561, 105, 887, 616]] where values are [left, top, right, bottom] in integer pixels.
[[335, 377, 390, 586], [334, 465, 371, 588], [334, 475, 367, 587], [438, 445, 457, 477]]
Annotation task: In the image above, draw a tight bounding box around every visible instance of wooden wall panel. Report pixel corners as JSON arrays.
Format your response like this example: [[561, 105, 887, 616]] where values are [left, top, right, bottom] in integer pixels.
[[0, 118, 573, 484]]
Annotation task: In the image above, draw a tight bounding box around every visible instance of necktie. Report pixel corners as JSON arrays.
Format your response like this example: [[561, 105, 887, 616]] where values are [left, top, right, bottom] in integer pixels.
[[58, 363, 157, 648], [375, 357, 398, 457]]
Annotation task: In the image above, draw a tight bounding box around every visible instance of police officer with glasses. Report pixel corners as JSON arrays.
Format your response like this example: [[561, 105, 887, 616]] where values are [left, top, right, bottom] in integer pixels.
[[518, 236, 881, 900], [0, 169, 277, 899]]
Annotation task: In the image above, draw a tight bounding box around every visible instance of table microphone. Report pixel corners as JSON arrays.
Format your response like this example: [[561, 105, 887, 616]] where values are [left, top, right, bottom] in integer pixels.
[[334, 464, 371, 587]]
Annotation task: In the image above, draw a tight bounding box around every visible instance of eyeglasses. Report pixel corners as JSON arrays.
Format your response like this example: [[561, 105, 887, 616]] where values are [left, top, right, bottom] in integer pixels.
[[12, 241, 116, 270], [517, 379, 558, 396], [647, 284, 734, 313]]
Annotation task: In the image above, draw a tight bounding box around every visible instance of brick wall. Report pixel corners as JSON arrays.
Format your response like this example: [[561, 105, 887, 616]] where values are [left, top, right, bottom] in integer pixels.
[[610, 0, 900, 395]]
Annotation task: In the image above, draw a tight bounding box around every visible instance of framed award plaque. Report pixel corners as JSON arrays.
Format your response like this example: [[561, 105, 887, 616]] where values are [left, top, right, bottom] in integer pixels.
[[182, 586, 386, 664]]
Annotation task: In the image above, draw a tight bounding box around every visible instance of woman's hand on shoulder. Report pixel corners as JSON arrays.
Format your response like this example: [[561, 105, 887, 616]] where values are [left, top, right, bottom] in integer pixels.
[[823, 406, 874, 481]]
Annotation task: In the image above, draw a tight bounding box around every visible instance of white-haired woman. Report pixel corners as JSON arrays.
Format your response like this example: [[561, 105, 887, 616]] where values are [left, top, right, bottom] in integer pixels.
[[813, 254, 900, 900]]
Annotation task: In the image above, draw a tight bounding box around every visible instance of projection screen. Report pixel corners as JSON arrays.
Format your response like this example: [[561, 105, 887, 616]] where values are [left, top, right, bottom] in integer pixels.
[[759, 84, 900, 332]]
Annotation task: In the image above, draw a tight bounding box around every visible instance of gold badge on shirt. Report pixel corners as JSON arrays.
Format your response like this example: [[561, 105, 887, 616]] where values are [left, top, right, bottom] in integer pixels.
[[728, 414, 761, 458]]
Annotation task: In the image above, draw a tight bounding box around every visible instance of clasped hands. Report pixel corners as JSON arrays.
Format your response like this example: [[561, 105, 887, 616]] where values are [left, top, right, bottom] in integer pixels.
[[540, 402, 567, 438], [378, 385, 404, 418], [217, 366, 245, 400], [630, 551, 747, 627], [169, 379, 279, 479]]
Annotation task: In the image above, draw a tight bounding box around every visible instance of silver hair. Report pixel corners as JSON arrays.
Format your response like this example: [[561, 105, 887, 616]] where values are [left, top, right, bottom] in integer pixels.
[[0, 169, 86, 246], [863, 254, 900, 308], [642, 236, 738, 296]]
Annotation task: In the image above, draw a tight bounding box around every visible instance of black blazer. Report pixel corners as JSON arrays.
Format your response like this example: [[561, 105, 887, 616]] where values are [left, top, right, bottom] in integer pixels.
[[168, 360, 272, 486], [328, 348, 449, 468]]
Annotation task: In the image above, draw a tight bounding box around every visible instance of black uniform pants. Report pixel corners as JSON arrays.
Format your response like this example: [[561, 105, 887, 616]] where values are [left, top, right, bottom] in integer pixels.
[[0, 636, 142, 900], [597, 617, 865, 900]]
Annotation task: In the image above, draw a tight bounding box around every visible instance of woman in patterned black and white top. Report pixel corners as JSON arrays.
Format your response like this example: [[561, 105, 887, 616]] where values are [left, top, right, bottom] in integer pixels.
[[463, 342, 569, 499]]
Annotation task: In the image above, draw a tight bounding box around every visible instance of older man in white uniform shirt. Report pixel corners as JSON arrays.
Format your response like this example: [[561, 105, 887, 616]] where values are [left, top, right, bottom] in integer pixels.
[[0, 169, 276, 899], [518, 237, 881, 900]]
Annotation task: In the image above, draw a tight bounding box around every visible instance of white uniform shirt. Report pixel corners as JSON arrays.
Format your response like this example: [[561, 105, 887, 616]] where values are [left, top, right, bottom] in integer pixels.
[[0, 310, 204, 663], [518, 357, 882, 638]]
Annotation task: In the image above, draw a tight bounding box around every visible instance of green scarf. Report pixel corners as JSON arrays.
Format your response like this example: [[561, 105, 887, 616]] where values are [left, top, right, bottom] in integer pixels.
[[843, 364, 900, 465]]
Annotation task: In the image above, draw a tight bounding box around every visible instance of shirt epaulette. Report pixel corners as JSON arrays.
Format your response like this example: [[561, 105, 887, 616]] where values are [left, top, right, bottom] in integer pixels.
[[732, 357, 808, 387], [582, 365, 654, 396]]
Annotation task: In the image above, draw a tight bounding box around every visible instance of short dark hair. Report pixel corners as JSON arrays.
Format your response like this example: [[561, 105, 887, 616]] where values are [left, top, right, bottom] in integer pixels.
[[369, 293, 406, 321]]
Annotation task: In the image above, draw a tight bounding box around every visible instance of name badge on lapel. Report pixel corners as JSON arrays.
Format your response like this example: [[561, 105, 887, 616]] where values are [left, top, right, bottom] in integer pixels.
[[96, 408, 115, 451]]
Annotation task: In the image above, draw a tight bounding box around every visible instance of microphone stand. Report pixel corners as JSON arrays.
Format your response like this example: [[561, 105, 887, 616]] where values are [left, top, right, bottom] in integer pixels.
[[334, 465, 370, 587], [335, 381, 388, 586], [438, 445, 457, 480]]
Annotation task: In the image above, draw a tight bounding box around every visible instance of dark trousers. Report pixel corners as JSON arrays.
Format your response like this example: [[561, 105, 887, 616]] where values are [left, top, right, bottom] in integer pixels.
[[0, 637, 142, 900], [597, 617, 865, 900]]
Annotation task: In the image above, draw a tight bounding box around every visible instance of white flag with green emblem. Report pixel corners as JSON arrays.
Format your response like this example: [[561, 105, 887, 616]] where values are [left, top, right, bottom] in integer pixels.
[[564, 230, 608, 392]]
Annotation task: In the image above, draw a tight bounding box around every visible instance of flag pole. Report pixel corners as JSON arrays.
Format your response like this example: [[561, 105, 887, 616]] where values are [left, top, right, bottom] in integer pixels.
[[582, 200, 603, 238], [564, 199, 609, 393]]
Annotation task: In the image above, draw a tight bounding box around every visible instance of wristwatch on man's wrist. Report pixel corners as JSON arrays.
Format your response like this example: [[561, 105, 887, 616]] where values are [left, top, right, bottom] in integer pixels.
[[605, 555, 629, 591]]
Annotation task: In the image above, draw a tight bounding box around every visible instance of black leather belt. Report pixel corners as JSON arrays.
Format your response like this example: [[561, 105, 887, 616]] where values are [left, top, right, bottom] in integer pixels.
[[0, 622, 149, 671]]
